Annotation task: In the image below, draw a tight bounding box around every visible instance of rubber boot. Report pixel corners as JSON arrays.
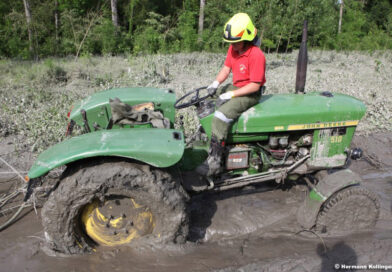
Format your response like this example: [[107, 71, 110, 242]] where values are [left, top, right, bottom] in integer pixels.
[[206, 135, 225, 177]]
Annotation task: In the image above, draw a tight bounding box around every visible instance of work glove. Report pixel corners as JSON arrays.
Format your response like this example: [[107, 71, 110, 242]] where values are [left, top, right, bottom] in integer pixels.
[[207, 80, 220, 96], [219, 91, 235, 100], [216, 91, 235, 108]]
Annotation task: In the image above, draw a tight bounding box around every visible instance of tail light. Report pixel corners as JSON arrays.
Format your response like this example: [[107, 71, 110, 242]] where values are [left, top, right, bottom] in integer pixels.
[[65, 105, 75, 136], [67, 105, 74, 119]]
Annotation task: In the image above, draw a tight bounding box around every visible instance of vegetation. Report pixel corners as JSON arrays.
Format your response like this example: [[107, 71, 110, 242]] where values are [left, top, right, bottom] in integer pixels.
[[0, 1, 391, 157], [1, 51, 391, 154], [0, 0, 392, 59]]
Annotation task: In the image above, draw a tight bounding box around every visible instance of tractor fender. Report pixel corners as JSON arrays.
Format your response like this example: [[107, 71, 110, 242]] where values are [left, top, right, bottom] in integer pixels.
[[27, 128, 184, 179], [297, 169, 361, 229]]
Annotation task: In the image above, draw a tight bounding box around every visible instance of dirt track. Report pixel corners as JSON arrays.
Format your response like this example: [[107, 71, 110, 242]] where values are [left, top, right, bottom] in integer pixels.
[[0, 132, 391, 271]]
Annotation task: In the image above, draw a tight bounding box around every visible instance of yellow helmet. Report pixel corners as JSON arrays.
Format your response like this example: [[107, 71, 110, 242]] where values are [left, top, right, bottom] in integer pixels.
[[223, 13, 257, 43]]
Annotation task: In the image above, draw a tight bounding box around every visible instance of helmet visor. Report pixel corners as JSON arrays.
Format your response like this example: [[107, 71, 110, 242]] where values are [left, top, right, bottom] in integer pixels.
[[223, 24, 242, 42]]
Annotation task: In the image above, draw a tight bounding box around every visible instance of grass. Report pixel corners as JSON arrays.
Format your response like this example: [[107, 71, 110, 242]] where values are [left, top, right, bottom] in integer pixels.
[[0, 50, 391, 154]]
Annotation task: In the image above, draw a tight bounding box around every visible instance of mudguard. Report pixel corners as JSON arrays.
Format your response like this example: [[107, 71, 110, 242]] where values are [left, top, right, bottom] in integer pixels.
[[27, 128, 185, 179], [297, 169, 361, 229]]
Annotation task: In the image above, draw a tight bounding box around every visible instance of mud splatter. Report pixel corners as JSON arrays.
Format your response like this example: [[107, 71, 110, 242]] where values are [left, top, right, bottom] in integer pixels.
[[310, 154, 347, 168], [241, 107, 256, 132]]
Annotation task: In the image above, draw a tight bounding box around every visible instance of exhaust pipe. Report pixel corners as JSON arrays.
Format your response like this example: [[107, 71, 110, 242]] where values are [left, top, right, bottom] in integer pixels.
[[295, 20, 308, 94]]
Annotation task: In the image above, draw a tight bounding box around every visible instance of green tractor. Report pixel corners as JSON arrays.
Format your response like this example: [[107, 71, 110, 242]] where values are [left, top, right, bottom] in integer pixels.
[[25, 24, 379, 255]]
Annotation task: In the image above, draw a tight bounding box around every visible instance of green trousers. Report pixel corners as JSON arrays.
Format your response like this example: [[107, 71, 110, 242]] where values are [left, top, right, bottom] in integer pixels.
[[212, 84, 261, 141]]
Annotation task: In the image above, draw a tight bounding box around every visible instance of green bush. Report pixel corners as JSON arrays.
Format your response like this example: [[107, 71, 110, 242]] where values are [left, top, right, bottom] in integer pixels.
[[360, 27, 392, 51], [177, 11, 198, 52], [133, 27, 161, 54]]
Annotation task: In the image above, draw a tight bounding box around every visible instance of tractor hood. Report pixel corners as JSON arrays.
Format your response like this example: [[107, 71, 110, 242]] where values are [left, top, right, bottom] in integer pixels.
[[235, 92, 366, 133], [69, 87, 176, 130]]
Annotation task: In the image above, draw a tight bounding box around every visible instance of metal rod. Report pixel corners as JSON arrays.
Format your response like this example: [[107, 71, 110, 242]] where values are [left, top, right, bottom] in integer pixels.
[[213, 172, 278, 192], [0, 171, 28, 175], [220, 169, 281, 185], [214, 155, 310, 192], [0, 157, 26, 183], [80, 109, 91, 133]]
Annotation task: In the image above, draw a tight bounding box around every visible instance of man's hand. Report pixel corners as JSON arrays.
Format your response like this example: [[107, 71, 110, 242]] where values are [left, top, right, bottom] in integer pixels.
[[207, 80, 220, 96], [219, 91, 235, 100], [216, 91, 235, 108]]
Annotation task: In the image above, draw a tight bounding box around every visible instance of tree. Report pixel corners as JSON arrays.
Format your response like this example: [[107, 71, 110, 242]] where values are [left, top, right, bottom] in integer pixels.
[[22, 0, 34, 57], [198, 0, 205, 43], [111, 0, 119, 27], [285, 0, 300, 52], [338, 0, 344, 34], [128, 0, 138, 34], [0, 0, 391, 58], [54, 0, 60, 42]]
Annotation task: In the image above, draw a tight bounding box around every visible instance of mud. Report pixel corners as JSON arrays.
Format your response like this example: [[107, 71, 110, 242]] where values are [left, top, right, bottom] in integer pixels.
[[0, 132, 392, 271]]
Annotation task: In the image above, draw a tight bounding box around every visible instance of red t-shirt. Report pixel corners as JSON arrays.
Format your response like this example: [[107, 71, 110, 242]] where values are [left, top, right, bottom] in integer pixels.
[[224, 45, 266, 88]]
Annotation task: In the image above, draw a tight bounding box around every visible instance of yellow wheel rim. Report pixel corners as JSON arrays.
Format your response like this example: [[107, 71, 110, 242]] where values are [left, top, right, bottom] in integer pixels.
[[81, 197, 155, 246]]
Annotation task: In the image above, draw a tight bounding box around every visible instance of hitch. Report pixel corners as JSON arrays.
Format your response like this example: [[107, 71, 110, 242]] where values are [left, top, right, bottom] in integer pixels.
[[350, 148, 363, 160]]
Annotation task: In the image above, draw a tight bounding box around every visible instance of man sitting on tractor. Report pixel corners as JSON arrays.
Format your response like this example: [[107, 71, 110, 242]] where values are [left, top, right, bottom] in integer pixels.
[[205, 13, 266, 177]]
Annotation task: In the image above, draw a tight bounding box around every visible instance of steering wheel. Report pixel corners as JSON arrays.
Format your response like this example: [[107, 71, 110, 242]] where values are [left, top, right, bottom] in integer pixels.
[[174, 86, 211, 109]]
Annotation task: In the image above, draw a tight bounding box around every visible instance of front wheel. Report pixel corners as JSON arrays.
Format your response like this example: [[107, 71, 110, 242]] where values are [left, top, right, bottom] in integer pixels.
[[41, 160, 189, 255], [315, 186, 380, 235]]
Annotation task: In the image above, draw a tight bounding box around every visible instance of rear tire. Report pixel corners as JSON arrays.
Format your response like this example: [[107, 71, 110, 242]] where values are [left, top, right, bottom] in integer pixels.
[[41, 160, 189, 255], [315, 186, 380, 235]]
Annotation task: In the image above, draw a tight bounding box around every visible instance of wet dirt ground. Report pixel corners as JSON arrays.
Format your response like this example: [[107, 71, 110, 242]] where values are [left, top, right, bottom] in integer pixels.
[[0, 133, 391, 272]]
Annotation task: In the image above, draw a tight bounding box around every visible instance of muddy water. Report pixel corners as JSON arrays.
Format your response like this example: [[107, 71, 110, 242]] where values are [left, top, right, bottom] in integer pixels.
[[0, 169, 391, 272]]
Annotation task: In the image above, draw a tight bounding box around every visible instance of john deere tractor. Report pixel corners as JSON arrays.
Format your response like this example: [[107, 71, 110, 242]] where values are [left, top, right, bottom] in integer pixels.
[[25, 23, 379, 255]]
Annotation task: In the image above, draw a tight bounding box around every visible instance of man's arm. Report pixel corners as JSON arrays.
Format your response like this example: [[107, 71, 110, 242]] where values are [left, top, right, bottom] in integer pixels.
[[232, 82, 261, 97], [215, 65, 231, 84]]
